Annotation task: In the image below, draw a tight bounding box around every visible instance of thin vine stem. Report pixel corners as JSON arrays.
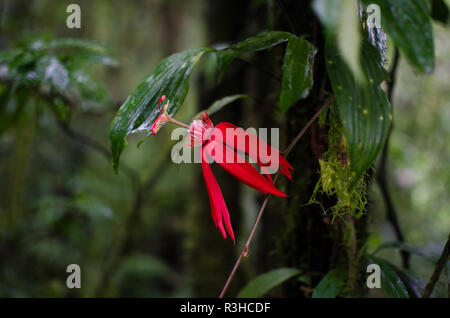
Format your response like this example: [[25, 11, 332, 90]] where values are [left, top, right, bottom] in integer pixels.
[[376, 49, 410, 269], [283, 96, 335, 156], [218, 96, 334, 298], [421, 233, 450, 298]]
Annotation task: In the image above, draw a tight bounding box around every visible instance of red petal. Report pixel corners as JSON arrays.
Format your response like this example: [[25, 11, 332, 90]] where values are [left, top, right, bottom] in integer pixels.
[[213, 122, 293, 179], [281, 165, 292, 180], [205, 140, 287, 197], [201, 146, 235, 241]]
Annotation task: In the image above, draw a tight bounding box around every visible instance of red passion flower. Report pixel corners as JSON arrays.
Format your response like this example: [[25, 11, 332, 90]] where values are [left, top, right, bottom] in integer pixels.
[[152, 95, 293, 241]]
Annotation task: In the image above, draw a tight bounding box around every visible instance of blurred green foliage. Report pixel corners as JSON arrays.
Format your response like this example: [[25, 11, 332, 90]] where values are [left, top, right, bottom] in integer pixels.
[[368, 23, 450, 297], [0, 0, 205, 298]]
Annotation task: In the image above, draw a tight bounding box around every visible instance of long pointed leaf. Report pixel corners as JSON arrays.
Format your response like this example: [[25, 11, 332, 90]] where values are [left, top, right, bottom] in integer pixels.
[[109, 48, 210, 172], [237, 268, 301, 298], [280, 37, 317, 113], [326, 38, 392, 181], [366, 255, 409, 298]]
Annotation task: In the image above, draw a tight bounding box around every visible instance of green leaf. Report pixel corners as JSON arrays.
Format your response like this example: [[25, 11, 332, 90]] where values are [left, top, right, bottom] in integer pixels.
[[279, 37, 317, 113], [215, 31, 317, 112], [337, 0, 362, 79], [395, 269, 427, 298], [312, 269, 346, 298], [0, 48, 22, 64], [369, 245, 431, 297], [374, 241, 438, 263], [36, 56, 70, 91], [366, 255, 409, 298], [203, 94, 248, 116], [46, 38, 118, 68], [70, 69, 108, 107], [47, 38, 111, 54], [215, 31, 294, 78], [26, 239, 79, 268], [361, 0, 434, 73], [326, 38, 392, 182], [313, 0, 363, 79], [237, 268, 301, 298], [109, 48, 209, 172], [115, 254, 174, 281]]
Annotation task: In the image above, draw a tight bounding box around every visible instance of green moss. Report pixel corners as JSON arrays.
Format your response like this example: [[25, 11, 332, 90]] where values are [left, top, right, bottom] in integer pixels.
[[309, 106, 367, 220]]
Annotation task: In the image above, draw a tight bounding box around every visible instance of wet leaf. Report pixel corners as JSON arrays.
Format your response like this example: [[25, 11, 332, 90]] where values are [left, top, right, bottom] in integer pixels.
[[47, 38, 111, 54], [35, 56, 70, 91], [215, 31, 317, 113], [312, 269, 346, 298], [214, 31, 294, 78], [280, 37, 317, 113], [109, 48, 209, 172], [366, 255, 409, 298], [326, 38, 392, 182], [237, 268, 301, 298], [396, 270, 427, 298], [374, 241, 439, 263]]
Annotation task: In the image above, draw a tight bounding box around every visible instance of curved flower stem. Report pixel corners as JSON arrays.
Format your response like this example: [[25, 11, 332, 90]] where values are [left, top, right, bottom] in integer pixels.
[[283, 96, 334, 157], [218, 196, 270, 298], [218, 96, 333, 298], [167, 116, 190, 129]]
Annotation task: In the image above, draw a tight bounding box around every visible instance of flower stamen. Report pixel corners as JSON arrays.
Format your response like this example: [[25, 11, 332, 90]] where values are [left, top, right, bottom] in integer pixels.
[[189, 113, 214, 146], [152, 95, 189, 135]]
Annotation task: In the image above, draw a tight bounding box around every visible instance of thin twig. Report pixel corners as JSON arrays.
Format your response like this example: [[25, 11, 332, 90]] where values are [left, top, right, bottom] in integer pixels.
[[218, 96, 333, 298], [284, 96, 334, 156], [219, 197, 270, 298], [346, 216, 357, 290], [376, 49, 410, 269], [422, 233, 450, 298], [387, 49, 400, 102]]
